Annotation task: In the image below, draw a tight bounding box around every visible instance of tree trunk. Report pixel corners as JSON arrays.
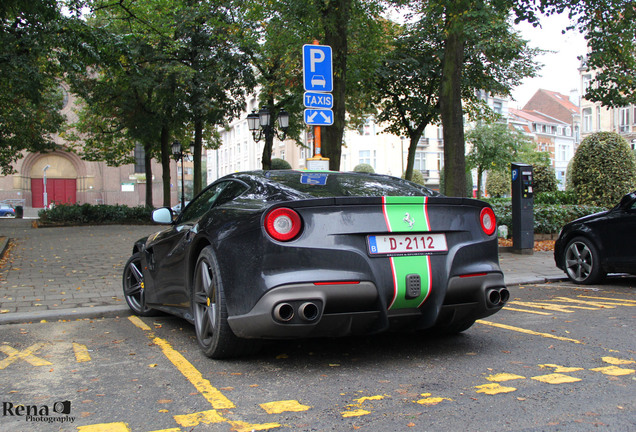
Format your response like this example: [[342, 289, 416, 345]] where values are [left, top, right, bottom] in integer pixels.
[[321, 0, 351, 171], [144, 142, 153, 208], [194, 119, 203, 195], [439, 11, 467, 197], [404, 123, 428, 181], [160, 126, 172, 208]]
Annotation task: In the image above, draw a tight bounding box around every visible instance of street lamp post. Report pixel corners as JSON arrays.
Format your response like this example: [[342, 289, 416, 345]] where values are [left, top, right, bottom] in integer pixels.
[[171, 140, 194, 210], [247, 107, 289, 143]]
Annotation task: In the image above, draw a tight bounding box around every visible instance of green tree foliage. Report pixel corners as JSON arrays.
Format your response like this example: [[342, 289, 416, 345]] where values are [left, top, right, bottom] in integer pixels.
[[242, 0, 390, 170], [466, 123, 530, 198], [570, 132, 636, 207], [0, 0, 82, 174], [531, 164, 558, 194], [533, 0, 636, 107], [485, 169, 510, 197], [408, 0, 540, 196]]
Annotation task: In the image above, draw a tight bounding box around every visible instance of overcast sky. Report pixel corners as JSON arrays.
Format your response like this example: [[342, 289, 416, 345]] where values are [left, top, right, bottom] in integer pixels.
[[511, 13, 588, 108]]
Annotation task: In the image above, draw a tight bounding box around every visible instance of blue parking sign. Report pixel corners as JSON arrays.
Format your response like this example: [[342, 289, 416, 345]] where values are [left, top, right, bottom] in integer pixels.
[[303, 45, 333, 92]]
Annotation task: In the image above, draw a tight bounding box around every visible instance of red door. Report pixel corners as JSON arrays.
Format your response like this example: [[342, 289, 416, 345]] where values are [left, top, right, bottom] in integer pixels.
[[31, 179, 77, 208]]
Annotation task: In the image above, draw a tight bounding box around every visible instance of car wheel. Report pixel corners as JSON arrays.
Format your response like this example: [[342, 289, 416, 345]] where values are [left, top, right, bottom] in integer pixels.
[[123, 252, 156, 316], [563, 236, 605, 284], [192, 246, 258, 359]]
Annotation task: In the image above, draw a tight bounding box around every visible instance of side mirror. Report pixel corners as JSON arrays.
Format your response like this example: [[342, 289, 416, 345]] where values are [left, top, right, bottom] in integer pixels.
[[152, 207, 173, 224], [618, 192, 636, 210]]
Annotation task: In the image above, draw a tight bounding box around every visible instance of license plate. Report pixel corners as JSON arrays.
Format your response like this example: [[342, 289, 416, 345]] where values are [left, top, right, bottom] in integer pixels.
[[368, 233, 448, 255]]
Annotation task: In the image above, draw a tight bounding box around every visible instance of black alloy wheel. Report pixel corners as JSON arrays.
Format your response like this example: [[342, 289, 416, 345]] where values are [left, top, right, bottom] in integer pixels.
[[192, 246, 257, 358], [123, 252, 156, 316], [564, 236, 605, 284]]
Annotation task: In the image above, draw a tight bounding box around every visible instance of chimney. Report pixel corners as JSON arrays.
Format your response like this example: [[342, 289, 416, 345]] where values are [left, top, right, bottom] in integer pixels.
[[569, 89, 580, 106]]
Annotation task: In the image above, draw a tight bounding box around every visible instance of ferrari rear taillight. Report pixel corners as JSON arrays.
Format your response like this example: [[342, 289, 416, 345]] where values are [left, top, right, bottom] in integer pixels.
[[480, 207, 497, 236], [265, 208, 302, 241]]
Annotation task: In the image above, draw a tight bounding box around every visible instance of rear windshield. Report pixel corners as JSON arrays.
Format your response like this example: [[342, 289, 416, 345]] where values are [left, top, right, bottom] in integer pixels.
[[262, 171, 439, 198]]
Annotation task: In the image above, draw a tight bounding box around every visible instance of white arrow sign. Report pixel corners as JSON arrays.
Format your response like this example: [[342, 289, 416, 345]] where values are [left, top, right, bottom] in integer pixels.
[[304, 109, 334, 126]]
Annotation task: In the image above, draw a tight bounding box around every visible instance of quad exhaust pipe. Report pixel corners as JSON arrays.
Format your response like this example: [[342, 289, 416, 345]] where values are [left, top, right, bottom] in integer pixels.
[[486, 287, 509, 307], [273, 301, 321, 323]]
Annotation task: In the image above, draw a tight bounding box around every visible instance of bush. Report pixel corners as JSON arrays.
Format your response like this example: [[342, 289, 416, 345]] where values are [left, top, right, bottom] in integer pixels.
[[570, 132, 636, 207], [532, 164, 558, 194], [490, 200, 607, 235], [403, 169, 426, 185], [270, 158, 291, 170], [353, 163, 375, 173], [38, 203, 154, 225]]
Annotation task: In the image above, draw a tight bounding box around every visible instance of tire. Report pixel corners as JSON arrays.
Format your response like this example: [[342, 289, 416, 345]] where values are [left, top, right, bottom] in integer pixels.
[[123, 252, 157, 316], [563, 236, 605, 285], [191, 246, 258, 359]]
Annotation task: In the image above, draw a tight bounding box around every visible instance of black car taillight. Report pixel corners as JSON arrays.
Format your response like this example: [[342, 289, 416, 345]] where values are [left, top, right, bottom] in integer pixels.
[[265, 208, 302, 241], [480, 207, 497, 236]]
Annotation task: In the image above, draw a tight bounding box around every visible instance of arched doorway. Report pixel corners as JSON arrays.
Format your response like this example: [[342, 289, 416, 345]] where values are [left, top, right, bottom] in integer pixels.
[[30, 155, 78, 208]]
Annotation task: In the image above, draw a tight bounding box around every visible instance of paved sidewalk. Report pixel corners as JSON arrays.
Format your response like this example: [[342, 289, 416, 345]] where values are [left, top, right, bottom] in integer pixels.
[[0, 219, 566, 325]]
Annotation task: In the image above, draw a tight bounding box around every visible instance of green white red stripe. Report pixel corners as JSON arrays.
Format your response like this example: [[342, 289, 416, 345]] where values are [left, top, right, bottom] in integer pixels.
[[381, 196, 433, 310]]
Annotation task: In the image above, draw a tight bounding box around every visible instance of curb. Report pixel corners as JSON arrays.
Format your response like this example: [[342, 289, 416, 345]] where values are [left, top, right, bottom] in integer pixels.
[[0, 237, 9, 259], [0, 305, 132, 325]]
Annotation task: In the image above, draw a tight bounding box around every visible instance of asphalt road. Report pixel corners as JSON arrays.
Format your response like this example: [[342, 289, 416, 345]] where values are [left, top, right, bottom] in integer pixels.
[[1, 277, 634, 432]]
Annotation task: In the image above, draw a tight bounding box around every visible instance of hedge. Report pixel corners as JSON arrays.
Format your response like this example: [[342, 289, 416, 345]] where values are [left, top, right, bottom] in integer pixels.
[[38, 203, 154, 225], [489, 201, 606, 235]]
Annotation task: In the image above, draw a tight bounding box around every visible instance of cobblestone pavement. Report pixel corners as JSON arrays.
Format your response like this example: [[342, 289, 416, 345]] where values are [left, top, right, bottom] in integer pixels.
[[0, 219, 566, 324], [0, 220, 161, 322]]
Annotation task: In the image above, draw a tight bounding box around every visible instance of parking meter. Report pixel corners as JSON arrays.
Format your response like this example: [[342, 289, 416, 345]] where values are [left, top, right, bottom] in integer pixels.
[[511, 163, 534, 254]]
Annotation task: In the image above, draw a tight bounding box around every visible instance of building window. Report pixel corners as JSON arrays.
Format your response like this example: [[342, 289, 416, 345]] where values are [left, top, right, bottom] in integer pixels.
[[414, 150, 426, 171], [619, 107, 630, 133], [582, 74, 592, 92], [493, 101, 503, 114], [583, 108, 593, 132], [596, 106, 601, 131], [358, 150, 376, 168], [134, 143, 145, 173]]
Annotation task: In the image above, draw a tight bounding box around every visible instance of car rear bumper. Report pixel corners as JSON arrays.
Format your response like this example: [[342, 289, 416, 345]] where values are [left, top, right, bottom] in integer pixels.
[[227, 272, 507, 339]]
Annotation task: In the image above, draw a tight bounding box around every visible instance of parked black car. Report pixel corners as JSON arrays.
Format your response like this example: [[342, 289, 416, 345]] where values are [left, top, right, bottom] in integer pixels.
[[123, 170, 508, 358], [554, 191, 636, 284]]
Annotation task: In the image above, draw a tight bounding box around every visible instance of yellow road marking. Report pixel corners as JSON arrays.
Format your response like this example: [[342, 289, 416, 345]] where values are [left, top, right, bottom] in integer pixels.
[[477, 320, 583, 344], [475, 383, 516, 395], [341, 409, 370, 417], [128, 316, 234, 409], [539, 364, 584, 373], [353, 395, 384, 404], [590, 366, 635, 376], [486, 373, 525, 382], [507, 301, 594, 313], [77, 423, 130, 432], [128, 315, 152, 331], [260, 400, 311, 414], [578, 295, 636, 305], [531, 373, 581, 384], [127, 316, 279, 431], [503, 307, 552, 315], [73, 343, 91, 363], [552, 297, 617, 308], [415, 393, 452, 405], [602, 356, 635, 365], [0, 343, 52, 369], [150, 336, 235, 409], [174, 410, 226, 427]]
